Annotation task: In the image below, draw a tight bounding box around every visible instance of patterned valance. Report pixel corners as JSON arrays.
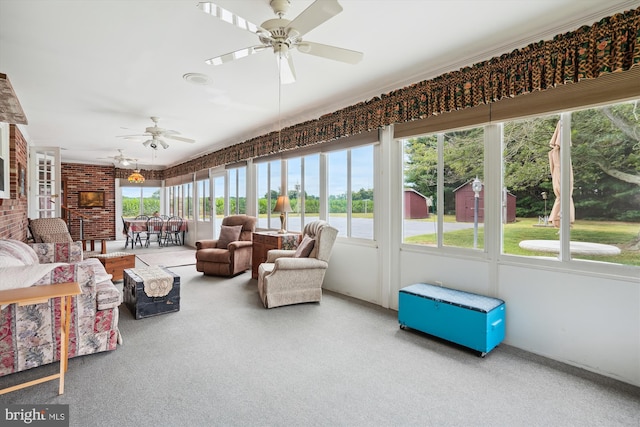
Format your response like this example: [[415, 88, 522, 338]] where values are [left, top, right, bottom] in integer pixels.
[[157, 7, 639, 180], [114, 168, 164, 181]]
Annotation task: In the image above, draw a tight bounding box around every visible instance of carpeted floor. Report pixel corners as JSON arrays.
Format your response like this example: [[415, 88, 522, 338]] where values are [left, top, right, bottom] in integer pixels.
[[1, 254, 639, 426], [136, 249, 196, 268]]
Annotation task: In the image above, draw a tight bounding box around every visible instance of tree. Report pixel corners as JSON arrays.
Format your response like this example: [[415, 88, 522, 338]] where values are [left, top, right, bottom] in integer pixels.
[[402, 99, 640, 221]]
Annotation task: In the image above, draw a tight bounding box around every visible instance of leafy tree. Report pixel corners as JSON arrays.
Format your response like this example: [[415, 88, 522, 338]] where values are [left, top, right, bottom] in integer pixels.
[[572, 103, 640, 220], [403, 99, 640, 221]]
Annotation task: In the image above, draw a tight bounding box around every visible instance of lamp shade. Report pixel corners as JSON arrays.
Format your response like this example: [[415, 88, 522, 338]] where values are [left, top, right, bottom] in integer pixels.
[[273, 195, 292, 213], [128, 169, 145, 184]]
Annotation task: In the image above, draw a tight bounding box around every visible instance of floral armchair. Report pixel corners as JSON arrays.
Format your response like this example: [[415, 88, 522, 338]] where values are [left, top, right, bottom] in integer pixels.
[[257, 220, 338, 308]]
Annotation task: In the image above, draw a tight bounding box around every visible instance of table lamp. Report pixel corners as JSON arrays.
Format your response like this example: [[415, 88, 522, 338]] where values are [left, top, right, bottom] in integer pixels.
[[273, 195, 292, 234]]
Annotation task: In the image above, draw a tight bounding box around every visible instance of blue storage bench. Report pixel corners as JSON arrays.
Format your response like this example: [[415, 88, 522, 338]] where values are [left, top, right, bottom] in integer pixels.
[[399, 283, 505, 357]]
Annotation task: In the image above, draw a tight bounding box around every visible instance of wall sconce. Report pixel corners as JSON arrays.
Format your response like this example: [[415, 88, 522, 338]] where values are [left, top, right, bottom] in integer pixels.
[[273, 195, 292, 234]]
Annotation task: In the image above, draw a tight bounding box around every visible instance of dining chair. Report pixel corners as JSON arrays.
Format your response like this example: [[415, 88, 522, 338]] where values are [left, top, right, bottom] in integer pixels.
[[121, 216, 136, 249], [145, 217, 164, 248], [163, 216, 183, 246], [132, 215, 149, 247]]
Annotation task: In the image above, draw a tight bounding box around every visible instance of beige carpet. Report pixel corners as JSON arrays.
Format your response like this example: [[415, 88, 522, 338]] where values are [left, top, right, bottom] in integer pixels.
[[136, 249, 196, 267]]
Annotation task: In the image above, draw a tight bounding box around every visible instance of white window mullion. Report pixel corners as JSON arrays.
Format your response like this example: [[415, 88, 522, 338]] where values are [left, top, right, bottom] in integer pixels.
[[436, 133, 444, 247], [559, 112, 572, 262], [347, 149, 352, 237]]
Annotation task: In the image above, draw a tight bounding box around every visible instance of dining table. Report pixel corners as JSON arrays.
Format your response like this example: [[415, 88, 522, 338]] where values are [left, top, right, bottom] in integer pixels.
[[123, 218, 188, 248]]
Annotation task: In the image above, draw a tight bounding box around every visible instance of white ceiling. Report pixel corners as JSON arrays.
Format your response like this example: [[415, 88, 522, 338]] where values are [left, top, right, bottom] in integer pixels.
[[1, 0, 638, 169]]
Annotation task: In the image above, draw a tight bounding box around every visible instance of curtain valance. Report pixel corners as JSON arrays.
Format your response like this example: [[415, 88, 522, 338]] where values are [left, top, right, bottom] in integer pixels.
[[155, 7, 639, 180]]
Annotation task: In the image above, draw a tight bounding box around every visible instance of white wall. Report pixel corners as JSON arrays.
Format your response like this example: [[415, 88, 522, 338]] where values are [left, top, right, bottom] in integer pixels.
[[324, 240, 380, 304], [320, 126, 640, 387]]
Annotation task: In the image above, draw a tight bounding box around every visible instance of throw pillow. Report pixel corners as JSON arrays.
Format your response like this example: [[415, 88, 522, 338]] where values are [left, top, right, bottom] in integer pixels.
[[294, 235, 315, 258], [216, 225, 243, 249], [42, 233, 73, 243]]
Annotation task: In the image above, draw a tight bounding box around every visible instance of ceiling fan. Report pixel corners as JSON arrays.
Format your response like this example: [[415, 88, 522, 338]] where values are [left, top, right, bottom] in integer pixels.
[[99, 149, 136, 166], [118, 116, 195, 150], [198, 0, 363, 84]]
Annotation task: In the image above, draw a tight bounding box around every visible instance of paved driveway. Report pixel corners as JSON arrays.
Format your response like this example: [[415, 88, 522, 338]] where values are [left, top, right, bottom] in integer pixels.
[[280, 216, 481, 240]]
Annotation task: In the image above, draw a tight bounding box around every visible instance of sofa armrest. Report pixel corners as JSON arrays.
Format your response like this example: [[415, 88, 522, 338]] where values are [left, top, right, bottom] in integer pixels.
[[228, 240, 252, 251], [32, 263, 96, 298], [95, 279, 121, 310], [266, 249, 295, 263], [196, 240, 218, 250], [30, 242, 84, 264], [75, 258, 121, 310], [273, 257, 328, 271]]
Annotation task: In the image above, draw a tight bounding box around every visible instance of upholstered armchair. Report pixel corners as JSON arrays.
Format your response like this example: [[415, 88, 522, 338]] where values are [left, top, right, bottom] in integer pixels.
[[28, 217, 72, 243], [195, 215, 257, 276], [257, 220, 338, 309]]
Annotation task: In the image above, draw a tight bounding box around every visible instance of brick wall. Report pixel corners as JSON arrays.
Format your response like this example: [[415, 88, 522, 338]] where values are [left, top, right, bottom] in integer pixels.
[[0, 125, 29, 241], [62, 163, 116, 241]]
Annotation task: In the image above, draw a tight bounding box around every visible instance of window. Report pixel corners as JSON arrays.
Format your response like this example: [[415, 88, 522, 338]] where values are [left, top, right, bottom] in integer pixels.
[[168, 185, 183, 217], [502, 114, 560, 257], [122, 186, 161, 217], [327, 145, 375, 239], [197, 178, 210, 221], [228, 166, 246, 215], [287, 157, 302, 233], [282, 154, 322, 233], [183, 182, 193, 219], [302, 154, 320, 225], [500, 99, 640, 267], [569, 101, 639, 266], [256, 142, 374, 239], [256, 160, 280, 229], [213, 174, 225, 237], [402, 126, 484, 250], [327, 150, 348, 236], [350, 145, 374, 239]]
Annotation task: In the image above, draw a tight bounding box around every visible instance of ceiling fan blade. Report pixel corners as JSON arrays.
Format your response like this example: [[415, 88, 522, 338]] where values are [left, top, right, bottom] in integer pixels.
[[286, 0, 342, 38], [278, 53, 296, 85], [166, 135, 196, 143], [205, 45, 267, 66], [197, 2, 265, 35], [297, 42, 363, 64], [117, 133, 148, 138]]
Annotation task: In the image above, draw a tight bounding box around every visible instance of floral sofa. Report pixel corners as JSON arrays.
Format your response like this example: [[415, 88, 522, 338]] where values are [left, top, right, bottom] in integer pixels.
[[0, 239, 121, 377]]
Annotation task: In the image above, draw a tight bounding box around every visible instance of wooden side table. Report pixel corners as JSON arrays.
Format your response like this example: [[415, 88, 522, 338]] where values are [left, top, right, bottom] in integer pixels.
[[0, 282, 81, 395], [252, 231, 301, 279], [90, 252, 136, 281]]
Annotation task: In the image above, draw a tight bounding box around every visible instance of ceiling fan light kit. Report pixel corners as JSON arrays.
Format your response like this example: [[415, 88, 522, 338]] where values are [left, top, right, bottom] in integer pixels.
[[118, 116, 195, 151], [198, 0, 363, 84], [100, 149, 135, 166]]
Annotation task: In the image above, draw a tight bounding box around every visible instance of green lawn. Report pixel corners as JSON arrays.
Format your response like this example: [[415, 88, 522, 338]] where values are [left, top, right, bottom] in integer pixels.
[[405, 216, 640, 266]]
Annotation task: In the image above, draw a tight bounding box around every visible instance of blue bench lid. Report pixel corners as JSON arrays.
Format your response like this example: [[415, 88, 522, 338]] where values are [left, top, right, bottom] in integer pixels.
[[400, 283, 504, 313]]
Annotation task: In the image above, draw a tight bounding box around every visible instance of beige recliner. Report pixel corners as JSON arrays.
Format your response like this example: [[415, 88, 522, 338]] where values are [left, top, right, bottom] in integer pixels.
[[257, 220, 338, 309], [195, 215, 256, 277]]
